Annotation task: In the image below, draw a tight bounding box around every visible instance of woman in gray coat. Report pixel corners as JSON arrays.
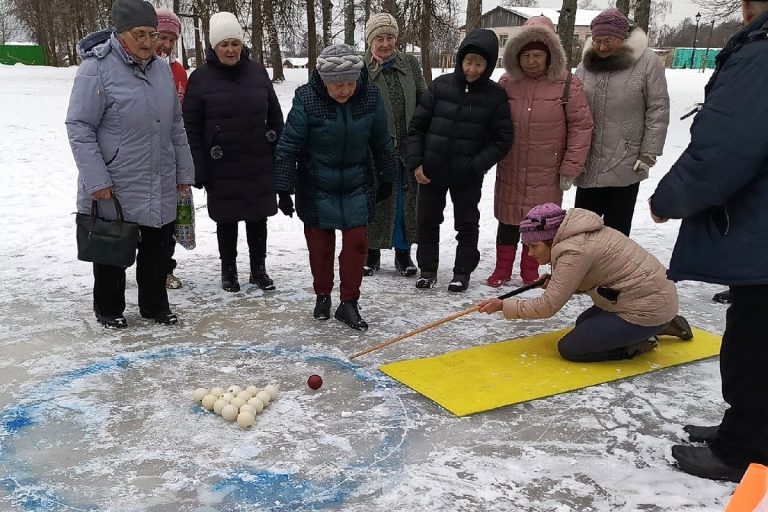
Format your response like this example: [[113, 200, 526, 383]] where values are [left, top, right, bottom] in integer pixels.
[[574, 8, 669, 236], [66, 0, 195, 328]]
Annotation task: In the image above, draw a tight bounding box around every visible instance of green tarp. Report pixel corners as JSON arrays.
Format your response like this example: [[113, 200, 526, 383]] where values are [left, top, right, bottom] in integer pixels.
[[0, 45, 47, 65], [672, 47, 720, 69]]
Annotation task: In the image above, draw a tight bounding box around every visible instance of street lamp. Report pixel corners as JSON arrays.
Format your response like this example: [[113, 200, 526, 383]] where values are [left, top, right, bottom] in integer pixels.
[[690, 12, 701, 69]]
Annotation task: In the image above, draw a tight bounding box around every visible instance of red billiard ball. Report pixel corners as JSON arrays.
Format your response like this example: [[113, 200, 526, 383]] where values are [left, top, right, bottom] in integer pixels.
[[307, 374, 323, 390]]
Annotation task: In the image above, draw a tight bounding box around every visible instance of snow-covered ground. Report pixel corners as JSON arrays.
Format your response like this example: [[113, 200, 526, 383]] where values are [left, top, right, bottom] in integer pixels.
[[0, 64, 735, 511]]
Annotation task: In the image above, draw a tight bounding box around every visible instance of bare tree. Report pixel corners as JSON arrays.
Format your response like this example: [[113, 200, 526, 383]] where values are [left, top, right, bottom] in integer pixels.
[[251, 0, 264, 63], [577, 0, 598, 8], [694, 0, 740, 21], [634, 0, 651, 31], [0, 0, 20, 44], [307, 0, 317, 73], [465, 0, 481, 33], [557, 0, 577, 68], [321, 0, 332, 46], [344, 0, 355, 46], [501, 0, 538, 8], [262, 0, 284, 80], [616, 0, 630, 16], [420, 0, 432, 84]]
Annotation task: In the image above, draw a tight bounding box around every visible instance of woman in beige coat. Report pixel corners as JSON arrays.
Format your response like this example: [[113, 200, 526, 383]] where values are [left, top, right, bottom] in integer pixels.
[[479, 203, 691, 362]]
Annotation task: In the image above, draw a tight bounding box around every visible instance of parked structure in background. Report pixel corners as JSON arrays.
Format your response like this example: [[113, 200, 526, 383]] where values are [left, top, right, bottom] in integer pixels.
[[0, 43, 46, 65], [282, 57, 309, 68], [671, 47, 721, 69]]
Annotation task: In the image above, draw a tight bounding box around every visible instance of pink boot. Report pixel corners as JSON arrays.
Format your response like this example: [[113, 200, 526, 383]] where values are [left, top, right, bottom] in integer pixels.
[[486, 245, 516, 288], [520, 246, 540, 285]]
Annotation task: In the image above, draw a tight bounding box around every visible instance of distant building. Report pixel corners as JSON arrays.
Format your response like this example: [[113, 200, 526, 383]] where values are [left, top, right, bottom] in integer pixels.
[[283, 57, 309, 69]]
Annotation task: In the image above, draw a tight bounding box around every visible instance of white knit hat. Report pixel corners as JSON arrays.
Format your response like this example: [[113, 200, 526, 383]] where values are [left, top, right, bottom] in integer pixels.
[[209, 12, 243, 48]]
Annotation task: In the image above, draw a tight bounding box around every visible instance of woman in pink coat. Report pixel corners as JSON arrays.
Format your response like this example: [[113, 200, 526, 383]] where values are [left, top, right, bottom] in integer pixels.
[[488, 16, 593, 287]]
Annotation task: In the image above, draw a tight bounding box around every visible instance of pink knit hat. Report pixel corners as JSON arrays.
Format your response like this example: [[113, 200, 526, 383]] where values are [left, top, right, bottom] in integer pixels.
[[520, 203, 567, 243], [590, 8, 630, 40], [156, 8, 181, 37]]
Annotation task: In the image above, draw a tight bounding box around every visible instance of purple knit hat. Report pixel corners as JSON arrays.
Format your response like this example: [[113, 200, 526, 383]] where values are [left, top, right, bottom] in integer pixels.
[[590, 8, 630, 40], [520, 203, 567, 243]]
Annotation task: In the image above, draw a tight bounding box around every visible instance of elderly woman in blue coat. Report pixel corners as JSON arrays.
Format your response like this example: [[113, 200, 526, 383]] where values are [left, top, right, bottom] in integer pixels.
[[274, 44, 398, 330], [66, 0, 194, 329]]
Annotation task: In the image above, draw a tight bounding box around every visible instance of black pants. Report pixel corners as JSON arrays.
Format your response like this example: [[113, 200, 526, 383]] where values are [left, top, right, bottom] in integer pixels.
[[711, 285, 768, 466], [574, 182, 640, 236], [216, 219, 267, 268], [416, 180, 483, 275], [166, 233, 177, 274], [93, 222, 174, 317]]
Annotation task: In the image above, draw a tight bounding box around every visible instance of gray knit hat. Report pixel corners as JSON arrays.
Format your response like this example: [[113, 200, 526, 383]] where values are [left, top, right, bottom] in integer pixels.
[[365, 13, 399, 46], [112, 0, 157, 33], [316, 44, 364, 83]]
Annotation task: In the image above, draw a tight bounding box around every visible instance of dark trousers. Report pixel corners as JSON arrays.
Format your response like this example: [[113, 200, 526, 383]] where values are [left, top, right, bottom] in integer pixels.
[[557, 306, 668, 362], [416, 180, 483, 275], [304, 225, 367, 302], [574, 182, 640, 236], [93, 222, 174, 317], [496, 222, 521, 246], [216, 219, 267, 268], [711, 285, 768, 466], [166, 234, 177, 274]]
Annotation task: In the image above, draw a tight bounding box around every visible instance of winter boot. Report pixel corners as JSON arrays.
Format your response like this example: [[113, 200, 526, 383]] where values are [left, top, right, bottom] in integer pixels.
[[622, 336, 659, 359], [334, 299, 368, 330], [520, 248, 540, 285], [314, 294, 331, 320], [684, 424, 720, 444], [363, 249, 381, 276], [394, 249, 417, 277], [221, 260, 240, 292], [661, 315, 693, 340], [140, 309, 178, 325], [486, 245, 516, 288], [249, 262, 276, 291], [448, 273, 470, 292], [95, 312, 127, 329], [415, 271, 437, 289], [712, 289, 731, 304]]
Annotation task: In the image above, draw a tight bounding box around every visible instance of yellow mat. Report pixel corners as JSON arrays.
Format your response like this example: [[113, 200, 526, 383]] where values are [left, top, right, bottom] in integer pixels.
[[379, 328, 722, 417]]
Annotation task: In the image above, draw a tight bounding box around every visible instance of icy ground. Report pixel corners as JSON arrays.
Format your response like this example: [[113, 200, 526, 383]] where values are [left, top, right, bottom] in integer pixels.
[[0, 65, 735, 511]]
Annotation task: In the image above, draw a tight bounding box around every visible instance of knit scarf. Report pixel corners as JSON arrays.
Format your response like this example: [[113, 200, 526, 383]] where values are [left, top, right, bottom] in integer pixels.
[[370, 49, 398, 71]]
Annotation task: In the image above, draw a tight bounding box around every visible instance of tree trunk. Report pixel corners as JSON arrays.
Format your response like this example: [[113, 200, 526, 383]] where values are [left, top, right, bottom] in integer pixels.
[[307, 0, 317, 74], [634, 0, 651, 34], [193, 2, 203, 69], [420, 0, 432, 85], [252, 0, 264, 63], [263, 0, 284, 81], [383, 0, 396, 16], [321, 0, 332, 47], [344, 0, 355, 46], [615, 0, 630, 17], [216, 0, 237, 13], [363, 0, 371, 25], [557, 0, 577, 69], [465, 0, 482, 33]]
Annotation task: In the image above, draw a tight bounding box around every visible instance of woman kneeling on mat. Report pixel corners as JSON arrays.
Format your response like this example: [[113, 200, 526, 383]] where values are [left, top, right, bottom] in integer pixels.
[[478, 203, 692, 362]]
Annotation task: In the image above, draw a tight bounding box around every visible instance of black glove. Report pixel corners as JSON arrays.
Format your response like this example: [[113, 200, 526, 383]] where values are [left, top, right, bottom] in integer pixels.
[[376, 182, 392, 203], [278, 193, 294, 217]]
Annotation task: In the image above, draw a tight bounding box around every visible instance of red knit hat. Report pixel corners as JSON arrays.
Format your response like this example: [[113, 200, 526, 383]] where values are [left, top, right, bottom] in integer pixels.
[[590, 8, 630, 40], [156, 8, 181, 37]]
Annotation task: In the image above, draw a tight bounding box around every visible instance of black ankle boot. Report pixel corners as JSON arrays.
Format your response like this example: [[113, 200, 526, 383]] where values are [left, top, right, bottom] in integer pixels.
[[415, 271, 437, 289], [249, 263, 275, 291], [334, 299, 368, 330], [363, 249, 380, 276], [447, 273, 470, 292], [314, 294, 331, 320], [661, 315, 693, 340], [394, 249, 417, 276], [221, 260, 240, 292], [95, 312, 127, 329]]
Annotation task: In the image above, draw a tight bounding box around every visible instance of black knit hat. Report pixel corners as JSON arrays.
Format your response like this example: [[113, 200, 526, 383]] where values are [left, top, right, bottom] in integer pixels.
[[112, 0, 157, 33]]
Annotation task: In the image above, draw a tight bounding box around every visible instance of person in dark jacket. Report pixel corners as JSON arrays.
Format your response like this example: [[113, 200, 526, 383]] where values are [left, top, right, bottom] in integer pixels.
[[183, 11, 285, 293], [649, 0, 768, 483], [362, 13, 427, 278], [406, 29, 514, 292], [66, 0, 195, 329], [274, 44, 398, 331]]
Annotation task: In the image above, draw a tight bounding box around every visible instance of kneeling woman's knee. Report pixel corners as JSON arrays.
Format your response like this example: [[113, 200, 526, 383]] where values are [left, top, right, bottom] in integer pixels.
[[557, 337, 585, 362]]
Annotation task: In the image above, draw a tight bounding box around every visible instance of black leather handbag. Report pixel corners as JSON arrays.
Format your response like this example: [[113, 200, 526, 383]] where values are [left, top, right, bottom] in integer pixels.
[[76, 197, 139, 268]]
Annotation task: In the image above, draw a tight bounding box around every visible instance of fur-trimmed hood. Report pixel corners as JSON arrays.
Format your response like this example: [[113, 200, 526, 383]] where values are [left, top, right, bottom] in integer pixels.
[[503, 17, 567, 82], [582, 27, 648, 73]]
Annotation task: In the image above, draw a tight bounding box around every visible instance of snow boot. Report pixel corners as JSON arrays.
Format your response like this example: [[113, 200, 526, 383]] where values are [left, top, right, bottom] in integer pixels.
[[661, 315, 693, 340], [314, 294, 331, 320], [684, 424, 719, 444], [140, 309, 178, 325], [415, 271, 437, 289], [95, 312, 127, 329], [249, 262, 275, 291], [622, 336, 659, 359], [520, 248, 540, 285], [334, 299, 368, 330], [394, 249, 417, 277], [363, 249, 380, 276], [712, 289, 731, 304], [486, 245, 516, 288], [448, 273, 470, 292], [221, 260, 240, 292]]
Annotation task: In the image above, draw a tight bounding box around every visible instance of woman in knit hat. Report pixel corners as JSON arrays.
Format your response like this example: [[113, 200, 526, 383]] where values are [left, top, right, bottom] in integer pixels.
[[274, 43, 398, 330], [574, 8, 670, 237], [488, 15, 593, 289], [183, 11, 285, 293], [361, 13, 426, 279], [478, 203, 692, 362]]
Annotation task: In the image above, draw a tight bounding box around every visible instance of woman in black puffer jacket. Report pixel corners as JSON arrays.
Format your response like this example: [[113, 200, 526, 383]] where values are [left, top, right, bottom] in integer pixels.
[[183, 11, 285, 292]]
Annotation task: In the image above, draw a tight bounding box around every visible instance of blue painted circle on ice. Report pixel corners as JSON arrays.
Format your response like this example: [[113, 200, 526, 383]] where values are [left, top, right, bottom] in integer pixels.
[[0, 345, 409, 511]]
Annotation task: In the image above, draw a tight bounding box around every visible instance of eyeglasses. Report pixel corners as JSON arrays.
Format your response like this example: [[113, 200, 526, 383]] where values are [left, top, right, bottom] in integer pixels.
[[129, 30, 161, 43]]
